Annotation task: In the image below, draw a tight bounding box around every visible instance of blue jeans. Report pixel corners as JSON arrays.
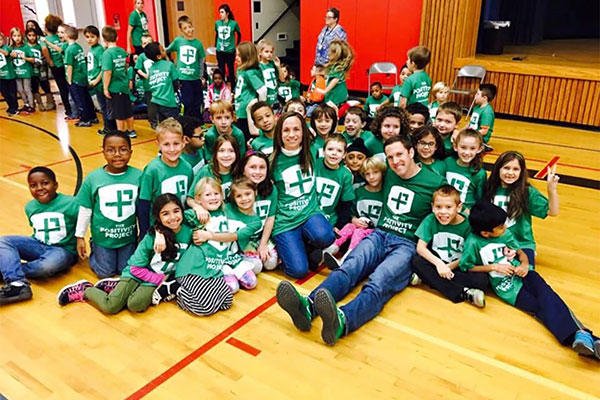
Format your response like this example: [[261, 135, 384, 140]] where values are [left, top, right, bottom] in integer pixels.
[[89, 240, 136, 278], [0, 235, 77, 283], [273, 213, 335, 279], [309, 229, 416, 334], [180, 79, 203, 119], [69, 83, 96, 122]]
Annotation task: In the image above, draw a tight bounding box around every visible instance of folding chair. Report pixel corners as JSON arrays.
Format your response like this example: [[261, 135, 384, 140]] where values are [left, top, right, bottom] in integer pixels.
[[449, 65, 486, 116], [367, 62, 398, 93]]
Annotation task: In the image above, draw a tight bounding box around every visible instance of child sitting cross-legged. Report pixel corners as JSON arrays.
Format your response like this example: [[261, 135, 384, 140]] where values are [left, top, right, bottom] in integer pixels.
[[459, 201, 600, 359], [410, 185, 488, 307]]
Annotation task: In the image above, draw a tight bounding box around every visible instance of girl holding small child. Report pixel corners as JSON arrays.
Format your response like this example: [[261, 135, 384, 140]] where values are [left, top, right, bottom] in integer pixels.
[[483, 150, 559, 266]]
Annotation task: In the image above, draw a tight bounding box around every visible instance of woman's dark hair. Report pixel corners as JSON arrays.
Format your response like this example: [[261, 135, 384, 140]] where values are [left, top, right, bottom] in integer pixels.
[[235, 151, 273, 198], [151, 193, 183, 262], [26, 20, 44, 37], [484, 151, 529, 220], [271, 111, 313, 174], [219, 4, 235, 20], [310, 103, 338, 136], [411, 125, 445, 162], [328, 7, 340, 20]]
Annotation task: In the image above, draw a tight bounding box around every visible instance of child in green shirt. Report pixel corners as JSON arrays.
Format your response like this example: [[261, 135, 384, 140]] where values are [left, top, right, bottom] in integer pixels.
[[460, 201, 600, 360], [257, 39, 282, 107], [400, 45, 432, 108], [363, 81, 388, 122], [9, 27, 35, 113], [469, 83, 497, 150], [144, 41, 180, 126], [249, 101, 276, 155]]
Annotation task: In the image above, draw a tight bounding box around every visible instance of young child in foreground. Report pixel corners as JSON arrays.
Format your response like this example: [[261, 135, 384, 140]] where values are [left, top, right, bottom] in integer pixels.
[[459, 201, 599, 359]]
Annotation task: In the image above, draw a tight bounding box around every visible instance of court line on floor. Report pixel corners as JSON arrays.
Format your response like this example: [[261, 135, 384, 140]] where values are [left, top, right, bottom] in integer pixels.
[[259, 273, 598, 400], [494, 135, 600, 153], [125, 270, 321, 399]]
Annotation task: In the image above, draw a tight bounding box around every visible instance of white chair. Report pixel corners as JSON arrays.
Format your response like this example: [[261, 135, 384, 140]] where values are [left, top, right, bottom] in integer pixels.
[[367, 62, 398, 92], [449, 65, 486, 115]]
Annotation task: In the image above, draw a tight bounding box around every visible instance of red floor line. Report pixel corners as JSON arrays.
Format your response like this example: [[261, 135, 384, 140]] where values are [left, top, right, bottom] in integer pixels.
[[226, 337, 261, 356], [126, 270, 322, 399], [2, 138, 155, 178]]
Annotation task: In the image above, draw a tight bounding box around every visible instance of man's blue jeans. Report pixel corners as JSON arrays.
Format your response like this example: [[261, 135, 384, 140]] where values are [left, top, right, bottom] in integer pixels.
[[309, 229, 416, 333], [0, 235, 77, 283], [273, 213, 335, 279]]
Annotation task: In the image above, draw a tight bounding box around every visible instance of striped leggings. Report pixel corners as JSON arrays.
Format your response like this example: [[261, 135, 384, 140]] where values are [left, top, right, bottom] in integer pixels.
[[176, 274, 233, 316]]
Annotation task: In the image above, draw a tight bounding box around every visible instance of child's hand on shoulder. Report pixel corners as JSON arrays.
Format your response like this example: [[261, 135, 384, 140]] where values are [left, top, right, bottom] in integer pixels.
[[194, 205, 210, 224], [153, 231, 167, 253], [194, 229, 212, 244]]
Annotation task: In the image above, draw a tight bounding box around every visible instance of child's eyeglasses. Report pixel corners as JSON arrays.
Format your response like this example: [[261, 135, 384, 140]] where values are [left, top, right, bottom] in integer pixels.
[[417, 140, 436, 148], [191, 134, 204, 139]]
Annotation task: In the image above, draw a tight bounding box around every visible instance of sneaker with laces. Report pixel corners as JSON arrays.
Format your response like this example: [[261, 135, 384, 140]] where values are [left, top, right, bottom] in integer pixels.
[[95, 278, 120, 294], [0, 282, 33, 305], [572, 330, 595, 357], [410, 273, 422, 286], [463, 288, 486, 307], [151, 279, 180, 305], [75, 120, 93, 127], [239, 270, 257, 290], [224, 274, 239, 293], [323, 252, 340, 270], [314, 288, 346, 346], [57, 280, 93, 306], [276, 280, 312, 332], [127, 130, 137, 138]]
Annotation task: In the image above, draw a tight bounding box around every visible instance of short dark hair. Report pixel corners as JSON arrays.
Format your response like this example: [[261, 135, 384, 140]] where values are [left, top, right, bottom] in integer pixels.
[[177, 115, 204, 138], [370, 81, 382, 90], [144, 41, 162, 61], [345, 106, 366, 122], [479, 83, 497, 102], [408, 46, 431, 69], [437, 101, 462, 124], [83, 25, 100, 37], [177, 15, 192, 26], [103, 130, 132, 147], [383, 134, 413, 152], [328, 7, 340, 20], [406, 102, 430, 122], [250, 101, 272, 122], [469, 201, 507, 235], [28, 166, 56, 182], [102, 26, 117, 43]]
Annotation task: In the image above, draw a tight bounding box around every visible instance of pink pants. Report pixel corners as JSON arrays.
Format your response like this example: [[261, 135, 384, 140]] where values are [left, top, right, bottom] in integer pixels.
[[334, 223, 374, 251]]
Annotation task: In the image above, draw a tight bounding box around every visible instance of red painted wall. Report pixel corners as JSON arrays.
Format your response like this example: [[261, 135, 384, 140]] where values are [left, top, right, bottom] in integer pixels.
[[0, 0, 24, 35], [300, 0, 423, 92], [213, 0, 252, 45], [102, 0, 158, 51]]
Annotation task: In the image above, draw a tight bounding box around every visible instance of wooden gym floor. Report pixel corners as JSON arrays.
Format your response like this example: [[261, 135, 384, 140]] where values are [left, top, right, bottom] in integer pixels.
[[0, 106, 598, 399]]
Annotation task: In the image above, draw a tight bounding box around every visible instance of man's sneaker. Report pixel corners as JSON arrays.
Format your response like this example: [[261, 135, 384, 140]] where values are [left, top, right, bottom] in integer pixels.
[[323, 252, 340, 270], [94, 278, 120, 294], [127, 130, 137, 138], [57, 280, 92, 306], [572, 330, 595, 357], [276, 280, 312, 332], [97, 128, 110, 136], [0, 282, 33, 305], [463, 288, 486, 308], [410, 273, 422, 286], [313, 288, 345, 346], [224, 275, 239, 293], [151, 279, 180, 305], [482, 143, 494, 153], [239, 270, 257, 290]]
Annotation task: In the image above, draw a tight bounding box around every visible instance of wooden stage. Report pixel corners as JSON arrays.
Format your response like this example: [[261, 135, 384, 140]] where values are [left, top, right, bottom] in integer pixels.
[[0, 108, 599, 399]]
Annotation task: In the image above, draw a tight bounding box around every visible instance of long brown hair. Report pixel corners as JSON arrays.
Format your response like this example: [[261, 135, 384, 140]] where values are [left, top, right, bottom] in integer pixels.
[[236, 41, 259, 71], [270, 112, 313, 173], [211, 134, 240, 181], [484, 151, 529, 220]]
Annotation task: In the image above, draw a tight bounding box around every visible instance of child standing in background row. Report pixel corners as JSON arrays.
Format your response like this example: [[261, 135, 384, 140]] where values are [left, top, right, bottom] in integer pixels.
[[9, 27, 35, 113], [43, 14, 73, 118], [400, 45, 432, 108], [0, 32, 19, 115], [234, 41, 267, 141], [145, 42, 180, 126], [24, 28, 44, 111], [257, 39, 282, 108], [469, 83, 497, 150], [320, 39, 354, 109]]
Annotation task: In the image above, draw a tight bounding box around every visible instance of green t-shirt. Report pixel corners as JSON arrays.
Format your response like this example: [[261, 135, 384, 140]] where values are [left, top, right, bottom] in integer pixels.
[[121, 225, 192, 284], [254, 188, 278, 229], [492, 186, 549, 251], [129, 10, 149, 47], [11, 45, 34, 79], [189, 163, 233, 199], [139, 155, 193, 208], [460, 230, 530, 305], [353, 185, 384, 225], [310, 135, 326, 160], [181, 151, 206, 175], [278, 79, 301, 103], [166, 36, 205, 81], [342, 130, 382, 156], [324, 67, 347, 106], [415, 213, 470, 263], [45, 34, 64, 67], [87, 44, 104, 94], [215, 19, 240, 53], [25, 193, 78, 255], [469, 103, 495, 143], [259, 60, 279, 105], [64, 42, 88, 85], [442, 157, 486, 210], [234, 68, 264, 118], [147, 59, 178, 107], [134, 52, 153, 92], [27, 42, 43, 77], [102, 46, 130, 94], [419, 159, 446, 177], [225, 203, 262, 252], [400, 70, 432, 106], [364, 95, 389, 118], [389, 84, 403, 107], [271, 152, 321, 236], [315, 159, 355, 226], [0, 45, 16, 79], [378, 167, 445, 241], [76, 166, 142, 248], [203, 125, 246, 160], [250, 131, 274, 155]]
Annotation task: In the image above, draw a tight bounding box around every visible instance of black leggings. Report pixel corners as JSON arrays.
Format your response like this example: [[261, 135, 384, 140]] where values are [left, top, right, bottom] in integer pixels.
[[216, 50, 236, 90], [49, 66, 72, 115]]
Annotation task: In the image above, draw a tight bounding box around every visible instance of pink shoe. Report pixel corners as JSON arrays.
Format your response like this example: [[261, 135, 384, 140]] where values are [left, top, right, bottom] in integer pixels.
[[57, 280, 93, 306], [239, 270, 257, 290], [94, 278, 120, 294], [224, 275, 239, 293]]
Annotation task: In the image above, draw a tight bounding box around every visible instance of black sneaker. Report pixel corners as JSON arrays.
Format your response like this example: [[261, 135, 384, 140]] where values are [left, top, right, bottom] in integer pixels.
[[323, 252, 340, 270], [97, 128, 111, 136], [276, 281, 312, 332], [151, 279, 179, 305], [313, 288, 346, 346], [0, 282, 33, 305], [482, 143, 494, 153]]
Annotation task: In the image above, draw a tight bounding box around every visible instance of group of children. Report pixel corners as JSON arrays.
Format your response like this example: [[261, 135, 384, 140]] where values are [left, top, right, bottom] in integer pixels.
[[1, 12, 598, 360]]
